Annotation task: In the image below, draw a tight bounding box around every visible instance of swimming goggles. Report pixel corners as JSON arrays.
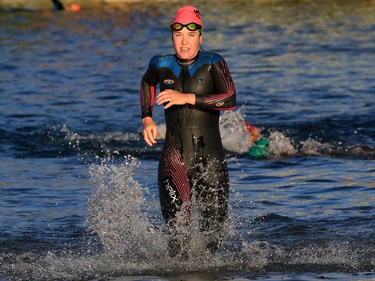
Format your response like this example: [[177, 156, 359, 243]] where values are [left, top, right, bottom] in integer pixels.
[[170, 22, 202, 31]]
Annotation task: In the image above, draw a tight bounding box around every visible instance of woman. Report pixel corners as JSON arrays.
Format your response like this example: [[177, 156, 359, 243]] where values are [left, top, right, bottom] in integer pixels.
[[140, 6, 236, 257]]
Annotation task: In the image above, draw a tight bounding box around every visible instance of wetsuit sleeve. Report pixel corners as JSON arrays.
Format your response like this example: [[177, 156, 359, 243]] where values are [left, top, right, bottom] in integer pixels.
[[195, 56, 236, 110], [140, 57, 159, 119]]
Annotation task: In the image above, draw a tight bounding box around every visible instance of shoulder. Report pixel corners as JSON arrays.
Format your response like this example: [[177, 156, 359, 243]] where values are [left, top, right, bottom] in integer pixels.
[[149, 54, 176, 69], [198, 51, 225, 64]]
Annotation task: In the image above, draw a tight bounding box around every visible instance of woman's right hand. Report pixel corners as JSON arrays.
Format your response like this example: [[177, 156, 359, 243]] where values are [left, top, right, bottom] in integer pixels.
[[142, 117, 158, 146]]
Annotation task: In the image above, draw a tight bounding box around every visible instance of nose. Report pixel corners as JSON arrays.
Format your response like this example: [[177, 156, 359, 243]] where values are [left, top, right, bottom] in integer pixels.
[[181, 33, 188, 45]]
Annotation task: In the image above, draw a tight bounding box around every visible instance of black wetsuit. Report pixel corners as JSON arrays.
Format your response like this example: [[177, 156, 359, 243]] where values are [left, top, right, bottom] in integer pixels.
[[51, 0, 64, 10], [140, 51, 236, 254]]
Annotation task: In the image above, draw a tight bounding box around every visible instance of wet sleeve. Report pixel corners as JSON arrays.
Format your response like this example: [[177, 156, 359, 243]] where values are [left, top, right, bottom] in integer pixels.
[[140, 57, 159, 119], [195, 56, 236, 110]]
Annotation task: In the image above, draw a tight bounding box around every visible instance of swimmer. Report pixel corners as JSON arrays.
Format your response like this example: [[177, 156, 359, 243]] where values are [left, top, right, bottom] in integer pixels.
[[140, 6, 236, 257], [51, 0, 64, 11], [51, 0, 80, 12]]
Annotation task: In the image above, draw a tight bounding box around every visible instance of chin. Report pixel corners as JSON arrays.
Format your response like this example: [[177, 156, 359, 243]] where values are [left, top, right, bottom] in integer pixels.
[[177, 50, 194, 59]]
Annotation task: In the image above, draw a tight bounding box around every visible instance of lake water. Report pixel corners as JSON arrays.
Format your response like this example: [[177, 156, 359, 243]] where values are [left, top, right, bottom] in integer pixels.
[[0, 1, 374, 280]]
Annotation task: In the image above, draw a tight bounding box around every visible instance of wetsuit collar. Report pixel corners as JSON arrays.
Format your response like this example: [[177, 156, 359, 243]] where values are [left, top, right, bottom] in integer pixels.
[[176, 52, 199, 66]]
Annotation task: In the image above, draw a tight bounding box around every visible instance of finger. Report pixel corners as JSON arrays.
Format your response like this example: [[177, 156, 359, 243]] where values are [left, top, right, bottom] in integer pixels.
[[157, 90, 174, 103], [145, 138, 152, 146], [163, 102, 172, 109], [151, 127, 158, 140], [143, 130, 154, 146], [146, 129, 157, 146], [147, 132, 156, 145], [157, 94, 170, 105], [144, 134, 154, 146]]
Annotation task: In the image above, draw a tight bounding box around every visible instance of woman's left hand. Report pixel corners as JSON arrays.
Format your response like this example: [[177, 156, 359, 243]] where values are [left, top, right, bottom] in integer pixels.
[[157, 89, 195, 109]]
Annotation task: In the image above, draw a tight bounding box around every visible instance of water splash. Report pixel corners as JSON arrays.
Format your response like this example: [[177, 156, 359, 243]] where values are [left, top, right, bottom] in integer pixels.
[[87, 156, 167, 260], [219, 109, 252, 154], [300, 138, 333, 156], [219, 109, 296, 157], [1, 155, 374, 280], [86, 156, 237, 261], [268, 131, 296, 157]]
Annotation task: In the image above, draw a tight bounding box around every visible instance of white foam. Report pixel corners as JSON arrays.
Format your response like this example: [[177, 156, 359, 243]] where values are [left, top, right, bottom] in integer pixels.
[[268, 131, 296, 157], [300, 138, 333, 156]]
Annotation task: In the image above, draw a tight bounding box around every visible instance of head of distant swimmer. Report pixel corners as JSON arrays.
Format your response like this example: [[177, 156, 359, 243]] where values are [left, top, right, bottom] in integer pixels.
[[170, 6, 203, 60]]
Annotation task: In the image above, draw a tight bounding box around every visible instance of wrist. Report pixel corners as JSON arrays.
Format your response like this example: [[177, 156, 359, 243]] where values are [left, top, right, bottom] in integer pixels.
[[189, 93, 196, 105], [142, 116, 153, 125]]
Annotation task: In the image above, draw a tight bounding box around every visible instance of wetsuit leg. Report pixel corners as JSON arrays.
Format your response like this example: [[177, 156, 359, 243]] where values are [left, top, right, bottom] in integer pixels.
[[159, 129, 229, 255], [158, 135, 191, 257], [190, 158, 229, 252]]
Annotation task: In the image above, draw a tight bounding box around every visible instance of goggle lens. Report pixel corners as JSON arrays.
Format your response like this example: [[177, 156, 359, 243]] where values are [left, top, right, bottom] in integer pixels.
[[170, 22, 202, 31]]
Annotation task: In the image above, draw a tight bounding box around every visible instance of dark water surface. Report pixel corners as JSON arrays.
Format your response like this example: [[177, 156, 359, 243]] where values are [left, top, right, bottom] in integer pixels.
[[0, 0, 374, 280]]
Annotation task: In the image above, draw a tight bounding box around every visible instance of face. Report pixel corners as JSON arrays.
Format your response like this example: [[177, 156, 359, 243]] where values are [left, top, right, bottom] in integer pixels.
[[172, 28, 202, 60]]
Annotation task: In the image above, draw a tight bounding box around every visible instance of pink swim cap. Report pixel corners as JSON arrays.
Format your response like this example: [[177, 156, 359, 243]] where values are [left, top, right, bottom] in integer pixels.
[[171, 6, 203, 28]]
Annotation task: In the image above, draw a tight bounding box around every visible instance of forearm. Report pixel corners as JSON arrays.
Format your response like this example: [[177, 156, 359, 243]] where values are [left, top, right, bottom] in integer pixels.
[[195, 90, 236, 109], [195, 59, 236, 110]]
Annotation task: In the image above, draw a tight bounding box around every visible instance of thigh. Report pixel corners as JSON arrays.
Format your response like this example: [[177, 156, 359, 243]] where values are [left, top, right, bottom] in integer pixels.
[[158, 136, 191, 224]]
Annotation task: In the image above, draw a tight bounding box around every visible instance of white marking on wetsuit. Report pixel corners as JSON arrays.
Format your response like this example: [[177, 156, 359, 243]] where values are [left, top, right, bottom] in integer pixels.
[[163, 178, 178, 203]]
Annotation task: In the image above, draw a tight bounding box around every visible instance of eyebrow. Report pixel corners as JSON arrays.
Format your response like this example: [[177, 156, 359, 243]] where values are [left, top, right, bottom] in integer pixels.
[[173, 31, 199, 35]]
